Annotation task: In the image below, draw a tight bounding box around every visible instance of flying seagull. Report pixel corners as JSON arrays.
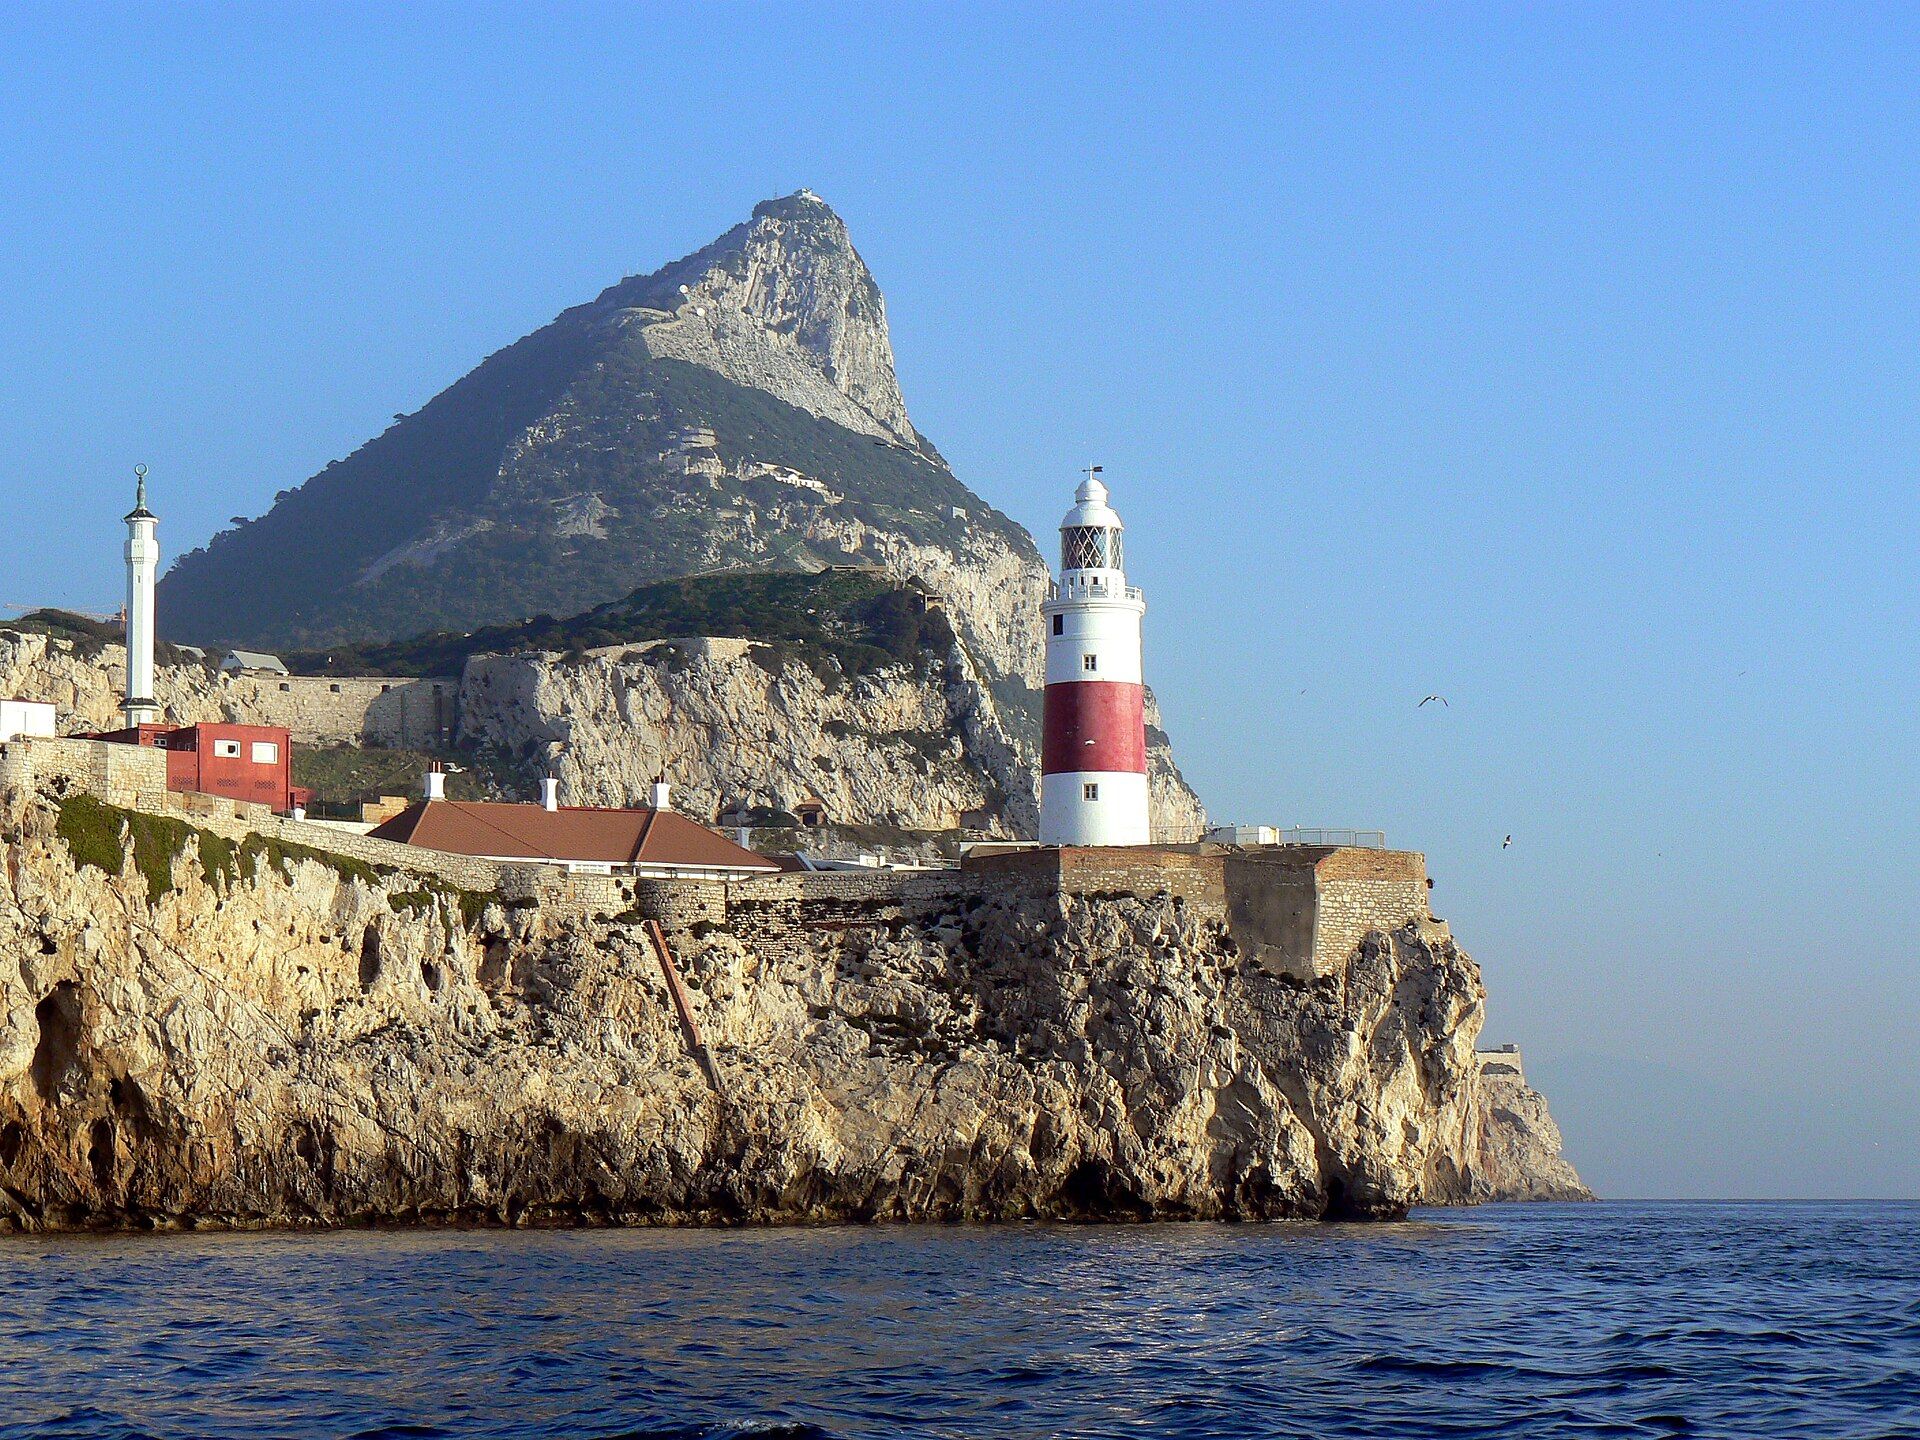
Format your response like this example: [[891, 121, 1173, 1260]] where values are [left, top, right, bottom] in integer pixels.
[[1419, 695, 1449, 708], [1502, 835, 1512, 849]]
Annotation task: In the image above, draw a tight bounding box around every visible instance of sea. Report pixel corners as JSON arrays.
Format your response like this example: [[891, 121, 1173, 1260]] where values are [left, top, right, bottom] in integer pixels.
[[1, 1202, 1913, 1440]]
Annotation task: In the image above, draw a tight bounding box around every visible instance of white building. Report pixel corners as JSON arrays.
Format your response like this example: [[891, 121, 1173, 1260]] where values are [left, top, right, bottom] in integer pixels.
[[1038, 471, 1151, 846], [123, 467, 160, 727], [221, 649, 290, 677], [0, 698, 55, 743]]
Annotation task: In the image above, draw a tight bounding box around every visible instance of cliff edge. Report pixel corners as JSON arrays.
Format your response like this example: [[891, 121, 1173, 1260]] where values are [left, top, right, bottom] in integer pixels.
[[0, 769, 1583, 1229]]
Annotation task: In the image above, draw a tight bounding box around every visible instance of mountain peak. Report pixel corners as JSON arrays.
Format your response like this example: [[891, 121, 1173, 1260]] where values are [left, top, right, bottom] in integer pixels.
[[602, 193, 914, 444], [752, 187, 836, 221]]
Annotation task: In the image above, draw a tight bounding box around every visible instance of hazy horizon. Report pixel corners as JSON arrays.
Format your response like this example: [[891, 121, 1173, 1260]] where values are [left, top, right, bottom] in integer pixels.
[[2, 4, 1914, 1199]]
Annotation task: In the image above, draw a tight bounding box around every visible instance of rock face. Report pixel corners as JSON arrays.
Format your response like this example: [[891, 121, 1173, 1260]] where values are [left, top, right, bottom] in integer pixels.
[[0, 632, 227, 735], [0, 782, 1581, 1230], [0, 628, 1208, 842], [458, 640, 1205, 840], [618, 191, 917, 444], [1455, 1061, 1593, 1202]]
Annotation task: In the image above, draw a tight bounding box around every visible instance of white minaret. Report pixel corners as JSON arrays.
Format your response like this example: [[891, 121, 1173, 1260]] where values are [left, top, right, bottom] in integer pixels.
[[123, 465, 160, 728], [1039, 468, 1151, 846]]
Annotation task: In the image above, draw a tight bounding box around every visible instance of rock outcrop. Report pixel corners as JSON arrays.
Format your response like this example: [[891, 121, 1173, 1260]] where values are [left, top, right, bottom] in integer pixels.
[[458, 639, 1205, 840], [0, 628, 1208, 841], [1456, 1062, 1593, 1202], [0, 779, 1580, 1230]]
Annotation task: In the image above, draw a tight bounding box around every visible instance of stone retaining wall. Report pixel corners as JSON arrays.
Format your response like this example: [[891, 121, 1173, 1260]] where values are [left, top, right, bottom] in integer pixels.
[[224, 674, 459, 747], [5, 734, 1432, 977]]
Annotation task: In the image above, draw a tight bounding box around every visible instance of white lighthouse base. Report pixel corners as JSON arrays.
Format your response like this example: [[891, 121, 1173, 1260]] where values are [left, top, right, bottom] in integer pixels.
[[1039, 770, 1151, 847]]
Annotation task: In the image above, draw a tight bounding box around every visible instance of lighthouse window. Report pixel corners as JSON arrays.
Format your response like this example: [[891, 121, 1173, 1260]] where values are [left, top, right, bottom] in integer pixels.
[[213, 739, 241, 759], [250, 741, 280, 765], [1062, 526, 1123, 572], [1083, 783, 1100, 802], [1083, 653, 1098, 673], [1052, 615, 1063, 636]]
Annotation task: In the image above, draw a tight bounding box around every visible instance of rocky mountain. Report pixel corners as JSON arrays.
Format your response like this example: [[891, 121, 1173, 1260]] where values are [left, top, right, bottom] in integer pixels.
[[0, 771, 1584, 1230], [157, 191, 1045, 682], [151, 190, 1205, 833]]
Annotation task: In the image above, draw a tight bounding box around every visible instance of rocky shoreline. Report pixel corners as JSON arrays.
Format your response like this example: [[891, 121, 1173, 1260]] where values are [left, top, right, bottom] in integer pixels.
[[0, 778, 1586, 1233]]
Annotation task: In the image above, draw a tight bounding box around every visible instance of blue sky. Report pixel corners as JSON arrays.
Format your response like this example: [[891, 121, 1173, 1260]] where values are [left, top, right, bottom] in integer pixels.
[[3, 3, 1916, 1197]]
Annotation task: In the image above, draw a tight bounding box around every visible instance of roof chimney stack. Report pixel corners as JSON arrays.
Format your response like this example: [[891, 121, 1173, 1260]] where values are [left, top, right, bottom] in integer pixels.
[[423, 764, 445, 801], [649, 774, 671, 811], [541, 776, 560, 812]]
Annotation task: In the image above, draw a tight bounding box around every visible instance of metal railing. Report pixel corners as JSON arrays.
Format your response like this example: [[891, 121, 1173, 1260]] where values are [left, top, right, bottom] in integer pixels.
[[1155, 825, 1389, 850], [1277, 827, 1387, 849], [1046, 578, 1145, 603]]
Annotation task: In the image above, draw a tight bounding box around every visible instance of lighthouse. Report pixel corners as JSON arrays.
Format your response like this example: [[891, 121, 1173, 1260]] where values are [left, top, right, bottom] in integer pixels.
[[123, 466, 160, 728], [1039, 469, 1150, 846]]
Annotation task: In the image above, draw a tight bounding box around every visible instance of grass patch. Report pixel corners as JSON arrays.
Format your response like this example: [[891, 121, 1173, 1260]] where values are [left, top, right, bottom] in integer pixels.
[[126, 811, 195, 901], [52, 794, 493, 926], [238, 833, 386, 889], [292, 744, 486, 808], [57, 795, 233, 900], [55, 793, 128, 879]]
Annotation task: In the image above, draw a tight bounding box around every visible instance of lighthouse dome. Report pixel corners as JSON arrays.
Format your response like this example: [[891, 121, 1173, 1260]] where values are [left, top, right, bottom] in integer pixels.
[[1062, 476, 1123, 532]]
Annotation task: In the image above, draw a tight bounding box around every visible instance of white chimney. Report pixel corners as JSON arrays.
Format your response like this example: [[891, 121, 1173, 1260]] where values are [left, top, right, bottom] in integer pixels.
[[423, 765, 445, 801], [541, 776, 560, 812], [649, 774, 671, 811]]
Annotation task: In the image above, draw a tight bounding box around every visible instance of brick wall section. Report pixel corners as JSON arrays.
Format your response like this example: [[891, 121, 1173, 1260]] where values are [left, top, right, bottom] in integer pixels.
[[1308, 848, 1429, 973]]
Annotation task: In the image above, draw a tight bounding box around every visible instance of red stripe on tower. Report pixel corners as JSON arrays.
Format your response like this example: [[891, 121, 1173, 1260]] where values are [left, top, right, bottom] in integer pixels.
[[1042, 681, 1147, 774]]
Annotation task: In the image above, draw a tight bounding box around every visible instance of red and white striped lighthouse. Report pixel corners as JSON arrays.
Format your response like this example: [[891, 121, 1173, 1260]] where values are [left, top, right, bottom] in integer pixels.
[[1040, 469, 1150, 846]]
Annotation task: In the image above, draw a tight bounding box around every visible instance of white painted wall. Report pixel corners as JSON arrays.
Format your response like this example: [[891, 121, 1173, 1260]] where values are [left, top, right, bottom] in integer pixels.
[[1038, 771, 1151, 846], [0, 699, 55, 743], [124, 504, 159, 726], [1043, 597, 1146, 685]]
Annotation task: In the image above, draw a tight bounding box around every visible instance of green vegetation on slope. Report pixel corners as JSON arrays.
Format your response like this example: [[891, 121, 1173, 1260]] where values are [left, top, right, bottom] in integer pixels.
[[152, 300, 1033, 652], [283, 569, 955, 680], [292, 745, 488, 807], [1, 609, 202, 667]]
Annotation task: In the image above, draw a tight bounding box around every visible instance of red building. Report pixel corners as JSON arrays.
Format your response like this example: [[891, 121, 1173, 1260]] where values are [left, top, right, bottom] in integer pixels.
[[92, 722, 300, 812]]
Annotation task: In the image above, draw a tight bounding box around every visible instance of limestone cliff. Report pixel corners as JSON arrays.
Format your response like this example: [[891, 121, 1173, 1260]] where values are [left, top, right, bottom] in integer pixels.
[[0, 628, 1208, 841], [457, 640, 1206, 841], [1454, 1060, 1592, 1202], [0, 781, 1578, 1230]]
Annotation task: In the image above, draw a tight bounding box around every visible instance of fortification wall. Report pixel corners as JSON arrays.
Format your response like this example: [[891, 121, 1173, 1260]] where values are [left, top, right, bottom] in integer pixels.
[[959, 845, 1428, 977], [223, 674, 458, 747], [1477, 1046, 1526, 1081], [2, 735, 170, 811], [1308, 848, 1430, 975], [4, 735, 1432, 981]]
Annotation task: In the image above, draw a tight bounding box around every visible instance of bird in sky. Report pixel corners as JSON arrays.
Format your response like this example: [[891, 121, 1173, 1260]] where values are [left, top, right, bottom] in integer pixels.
[[1419, 695, 1449, 708], [1502, 835, 1512, 849]]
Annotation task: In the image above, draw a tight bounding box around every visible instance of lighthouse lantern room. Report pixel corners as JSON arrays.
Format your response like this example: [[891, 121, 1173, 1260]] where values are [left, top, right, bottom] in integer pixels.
[[1039, 469, 1151, 846]]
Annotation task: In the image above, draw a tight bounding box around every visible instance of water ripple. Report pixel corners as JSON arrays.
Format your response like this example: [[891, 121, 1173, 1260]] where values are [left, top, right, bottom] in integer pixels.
[[0, 1203, 1916, 1438]]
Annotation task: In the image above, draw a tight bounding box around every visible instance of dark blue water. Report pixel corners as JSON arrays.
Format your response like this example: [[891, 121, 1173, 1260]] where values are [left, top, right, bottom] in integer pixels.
[[1, 1203, 1914, 1439]]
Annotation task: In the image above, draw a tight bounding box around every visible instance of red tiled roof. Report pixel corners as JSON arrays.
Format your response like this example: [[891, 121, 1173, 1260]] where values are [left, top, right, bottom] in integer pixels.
[[368, 800, 778, 871]]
